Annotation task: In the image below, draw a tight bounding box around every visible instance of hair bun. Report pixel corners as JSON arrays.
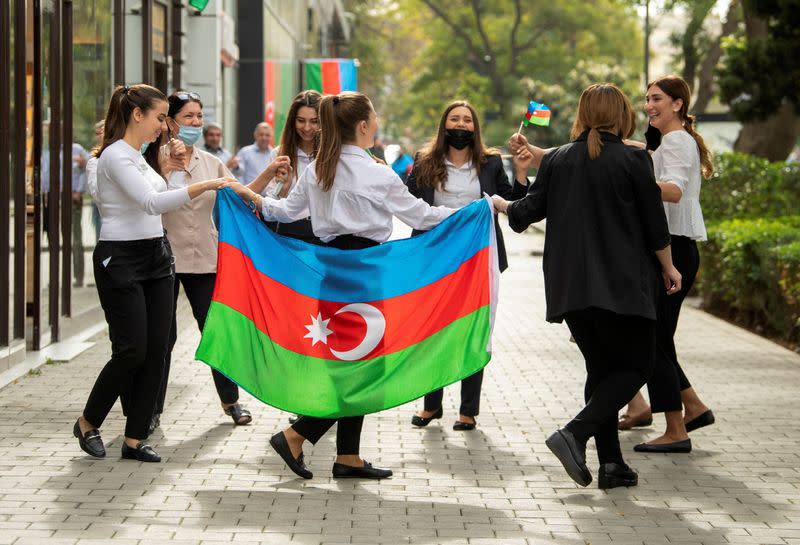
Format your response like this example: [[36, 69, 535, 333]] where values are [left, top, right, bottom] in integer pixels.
[[332, 96, 340, 105]]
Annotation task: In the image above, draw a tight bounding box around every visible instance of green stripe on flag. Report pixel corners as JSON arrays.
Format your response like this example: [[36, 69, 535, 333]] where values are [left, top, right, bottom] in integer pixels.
[[305, 62, 322, 93], [196, 301, 492, 418]]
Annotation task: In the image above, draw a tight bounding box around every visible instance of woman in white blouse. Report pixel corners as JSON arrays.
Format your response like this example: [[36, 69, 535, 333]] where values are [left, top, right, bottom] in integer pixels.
[[73, 84, 227, 463], [407, 100, 529, 431], [620, 75, 715, 453], [227, 91, 456, 480], [248, 90, 320, 244]]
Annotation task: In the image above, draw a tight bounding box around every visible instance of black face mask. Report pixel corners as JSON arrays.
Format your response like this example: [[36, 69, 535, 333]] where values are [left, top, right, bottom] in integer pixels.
[[445, 128, 475, 150]]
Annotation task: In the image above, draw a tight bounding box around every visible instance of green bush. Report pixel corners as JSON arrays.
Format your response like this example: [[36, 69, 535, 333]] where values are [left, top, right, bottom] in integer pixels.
[[702, 152, 799, 222], [699, 216, 800, 341]]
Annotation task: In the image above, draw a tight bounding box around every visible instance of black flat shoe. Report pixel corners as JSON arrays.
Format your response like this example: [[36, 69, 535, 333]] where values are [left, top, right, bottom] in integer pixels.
[[147, 413, 160, 436], [598, 462, 638, 489], [224, 403, 252, 425], [545, 428, 592, 487], [121, 442, 161, 462], [685, 410, 715, 433], [633, 438, 691, 453], [269, 431, 312, 479], [73, 419, 105, 458], [332, 461, 392, 479], [411, 407, 443, 427], [453, 419, 476, 431]]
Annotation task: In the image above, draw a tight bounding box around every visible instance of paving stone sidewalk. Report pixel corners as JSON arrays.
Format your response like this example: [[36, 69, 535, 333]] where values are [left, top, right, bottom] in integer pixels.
[[0, 225, 799, 545]]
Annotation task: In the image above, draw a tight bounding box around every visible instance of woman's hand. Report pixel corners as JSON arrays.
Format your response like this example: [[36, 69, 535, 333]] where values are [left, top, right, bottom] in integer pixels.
[[168, 138, 186, 160], [513, 147, 535, 180], [187, 177, 230, 199], [508, 133, 529, 155], [662, 266, 682, 295], [263, 155, 292, 180], [223, 180, 255, 201], [491, 195, 509, 214]]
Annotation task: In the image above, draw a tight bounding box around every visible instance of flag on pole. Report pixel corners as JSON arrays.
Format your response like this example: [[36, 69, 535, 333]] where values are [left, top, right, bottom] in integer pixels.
[[524, 101, 551, 127], [305, 59, 358, 94], [195, 189, 499, 418]]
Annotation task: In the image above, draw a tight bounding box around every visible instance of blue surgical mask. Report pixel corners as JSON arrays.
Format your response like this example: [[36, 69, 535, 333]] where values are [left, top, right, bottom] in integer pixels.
[[177, 125, 203, 146], [140, 142, 150, 154]]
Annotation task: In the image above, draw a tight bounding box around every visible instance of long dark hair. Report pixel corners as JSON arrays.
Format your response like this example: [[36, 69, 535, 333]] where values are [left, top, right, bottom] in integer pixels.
[[97, 84, 167, 158], [648, 75, 714, 178], [316, 92, 373, 191], [414, 100, 497, 190], [278, 90, 321, 178], [570, 83, 636, 160]]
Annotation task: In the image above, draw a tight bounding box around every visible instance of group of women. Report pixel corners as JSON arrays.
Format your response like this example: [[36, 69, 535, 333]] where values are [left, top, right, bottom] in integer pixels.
[[72, 74, 714, 489]]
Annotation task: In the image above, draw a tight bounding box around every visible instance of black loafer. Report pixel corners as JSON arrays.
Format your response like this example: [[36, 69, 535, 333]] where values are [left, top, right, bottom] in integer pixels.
[[411, 407, 443, 427], [288, 414, 300, 424], [452, 419, 476, 431], [73, 419, 106, 458], [121, 442, 161, 462], [545, 428, 592, 487], [633, 438, 691, 453], [685, 410, 715, 433], [598, 462, 638, 489], [269, 431, 313, 479], [332, 461, 392, 479]]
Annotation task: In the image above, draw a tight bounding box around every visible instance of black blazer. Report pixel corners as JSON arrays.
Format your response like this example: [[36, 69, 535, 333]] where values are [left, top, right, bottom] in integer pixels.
[[405, 154, 528, 272], [506, 131, 671, 323]]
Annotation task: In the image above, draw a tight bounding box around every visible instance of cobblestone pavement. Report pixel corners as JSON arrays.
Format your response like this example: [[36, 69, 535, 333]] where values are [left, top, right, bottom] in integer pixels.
[[1, 225, 799, 545]]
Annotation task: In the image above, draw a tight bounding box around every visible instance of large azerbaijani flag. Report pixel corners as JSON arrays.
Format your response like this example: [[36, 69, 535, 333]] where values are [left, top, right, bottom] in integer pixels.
[[305, 59, 358, 95], [195, 188, 499, 418]]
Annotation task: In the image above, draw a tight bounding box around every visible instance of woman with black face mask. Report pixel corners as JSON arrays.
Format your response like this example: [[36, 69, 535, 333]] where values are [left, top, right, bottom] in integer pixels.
[[406, 100, 529, 431]]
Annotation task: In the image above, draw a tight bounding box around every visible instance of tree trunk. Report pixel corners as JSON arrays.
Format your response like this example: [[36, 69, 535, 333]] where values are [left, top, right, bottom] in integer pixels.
[[694, 0, 741, 113], [734, 101, 800, 161]]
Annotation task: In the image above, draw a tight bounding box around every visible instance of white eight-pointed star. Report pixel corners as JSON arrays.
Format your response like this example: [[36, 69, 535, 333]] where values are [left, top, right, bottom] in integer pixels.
[[304, 312, 333, 346]]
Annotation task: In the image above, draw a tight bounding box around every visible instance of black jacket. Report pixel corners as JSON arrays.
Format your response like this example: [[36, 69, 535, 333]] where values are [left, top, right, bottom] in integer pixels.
[[507, 132, 671, 323], [406, 154, 528, 272]]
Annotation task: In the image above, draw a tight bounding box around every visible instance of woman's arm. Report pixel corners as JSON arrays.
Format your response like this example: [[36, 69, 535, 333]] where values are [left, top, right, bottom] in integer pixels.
[[495, 152, 553, 232], [385, 173, 455, 230], [227, 169, 310, 223]]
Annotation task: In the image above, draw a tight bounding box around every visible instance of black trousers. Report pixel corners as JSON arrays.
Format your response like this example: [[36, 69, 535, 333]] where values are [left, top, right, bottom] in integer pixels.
[[155, 272, 240, 415], [424, 369, 484, 417], [647, 235, 699, 413], [564, 308, 656, 465], [83, 237, 175, 440], [290, 233, 379, 455]]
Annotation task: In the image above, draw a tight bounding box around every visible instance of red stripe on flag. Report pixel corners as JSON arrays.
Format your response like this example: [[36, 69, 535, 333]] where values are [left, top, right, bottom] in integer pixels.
[[213, 242, 490, 360], [321, 61, 341, 94]]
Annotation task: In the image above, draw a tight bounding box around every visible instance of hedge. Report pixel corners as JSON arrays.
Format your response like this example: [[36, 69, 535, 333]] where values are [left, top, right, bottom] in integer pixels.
[[699, 216, 800, 342]]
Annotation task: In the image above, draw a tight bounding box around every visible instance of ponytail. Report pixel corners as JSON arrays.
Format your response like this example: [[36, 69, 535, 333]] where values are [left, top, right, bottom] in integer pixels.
[[315, 92, 373, 191], [587, 128, 603, 160], [684, 113, 714, 178], [97, 84, 167, 158]]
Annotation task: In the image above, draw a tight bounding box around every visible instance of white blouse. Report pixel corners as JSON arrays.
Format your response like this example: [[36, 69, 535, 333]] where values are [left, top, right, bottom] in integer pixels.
[[261, 145, 455, 243], [653, 131, 707, 241], [95, 139, 190, 241], [433, 159, 482, 208]]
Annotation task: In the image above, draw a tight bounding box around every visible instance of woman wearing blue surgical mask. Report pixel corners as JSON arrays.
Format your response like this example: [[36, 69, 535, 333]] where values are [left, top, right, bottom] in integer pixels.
[[150, 91, 289, 434]]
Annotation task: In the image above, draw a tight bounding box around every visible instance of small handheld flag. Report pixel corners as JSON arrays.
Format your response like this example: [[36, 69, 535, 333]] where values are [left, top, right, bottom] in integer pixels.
[[524, 101, 551, 127]]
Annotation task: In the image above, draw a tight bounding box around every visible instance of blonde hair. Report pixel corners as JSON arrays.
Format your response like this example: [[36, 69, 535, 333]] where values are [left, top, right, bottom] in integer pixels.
[[570, 83, 636, 160], [315, 92, 373, 191], [648, 75, 714, 178]]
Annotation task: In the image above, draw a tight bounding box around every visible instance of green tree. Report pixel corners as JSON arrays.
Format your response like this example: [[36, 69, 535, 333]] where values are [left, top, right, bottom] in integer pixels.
[[718, 0, 800, 160], [346, 0, 644, 148]]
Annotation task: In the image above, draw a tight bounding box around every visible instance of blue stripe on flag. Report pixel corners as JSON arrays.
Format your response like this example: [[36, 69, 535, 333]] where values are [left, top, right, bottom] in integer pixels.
[[338, 60, 357, 91], [214, 188, 491, 302]]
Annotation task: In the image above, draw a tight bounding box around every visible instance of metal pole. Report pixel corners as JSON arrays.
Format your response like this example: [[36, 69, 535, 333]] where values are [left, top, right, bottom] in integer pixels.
[[0, 0, 10, 345], [62, 0, 73, 316], [644, 0, 650, 86]]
